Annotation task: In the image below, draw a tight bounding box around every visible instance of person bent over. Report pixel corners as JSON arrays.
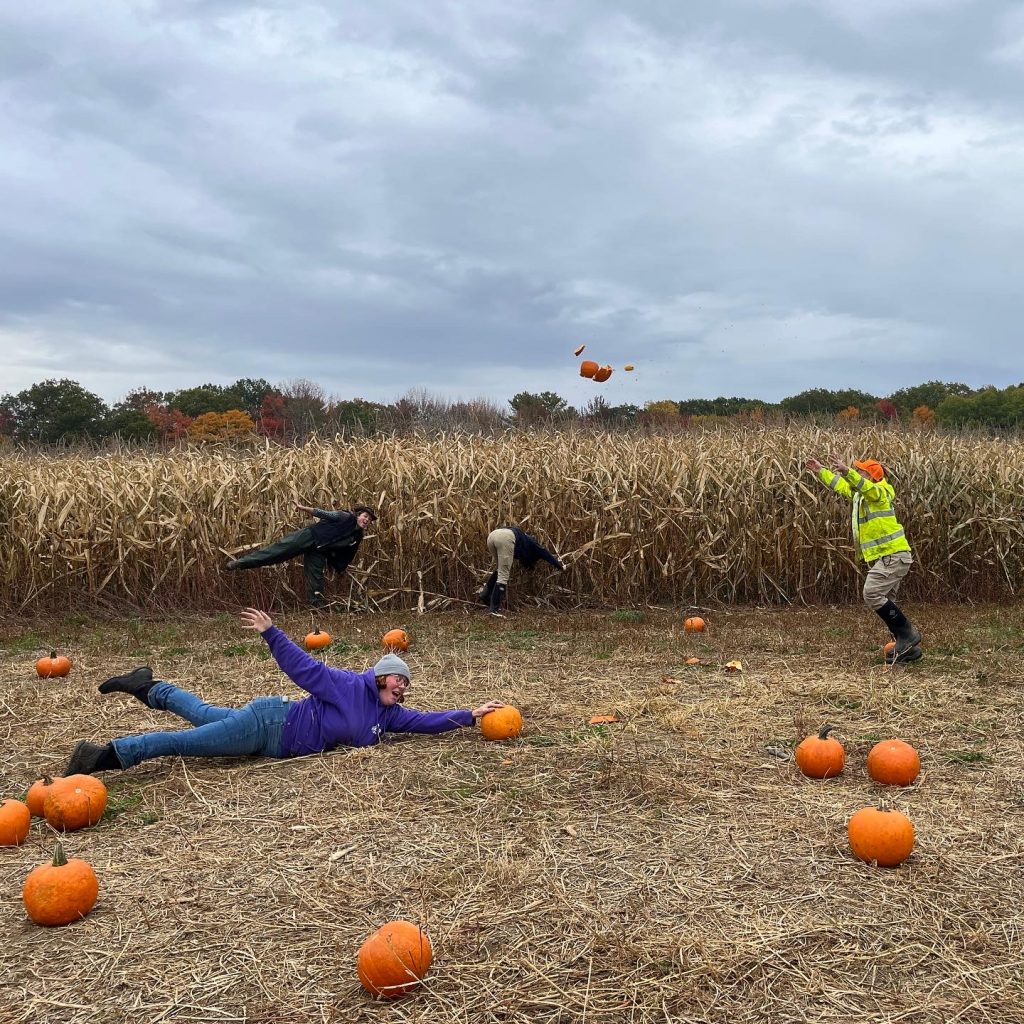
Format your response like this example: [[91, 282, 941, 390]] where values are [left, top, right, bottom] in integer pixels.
[[63, 608, 504, 775], [479, 526, 565, 616], [806, 456, 922, 663]]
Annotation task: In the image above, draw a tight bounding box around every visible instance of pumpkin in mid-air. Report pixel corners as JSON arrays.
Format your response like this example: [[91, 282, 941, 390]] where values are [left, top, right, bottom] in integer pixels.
[[480, 706, 524, 741], [579, 360, 599, 379], [357, 920, 433, 999], [304, 630, 332, 651], [36, 652, 72, 678], [847, 806, 915, 867], [23, 843, 99, 926], [867, 739, 921, 786], [592, 365, 613, 382], [382, 629, 410, 652], [43, 775, 108, 832], [0, 799, 31, 846], [794, 726, 845, 779]]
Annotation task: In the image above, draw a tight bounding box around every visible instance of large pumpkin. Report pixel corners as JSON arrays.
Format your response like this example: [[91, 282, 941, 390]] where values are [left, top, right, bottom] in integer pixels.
[[0, 799, 31, 846], [23, 842, 99, 926], [27, 776, 63, 818], [43, 775, 108, 831], [382, 629, 410, 652], [357, 920, 433, 999], [579, 360, 599, 379], [795, 726, 845, 779], [847, 806, 915, 867], [867, 739, 921, 786], [684, 617, 705, 633], [304, 629, 332, 651], [36, 651, 72, 678], [480, 706, 524, 742]]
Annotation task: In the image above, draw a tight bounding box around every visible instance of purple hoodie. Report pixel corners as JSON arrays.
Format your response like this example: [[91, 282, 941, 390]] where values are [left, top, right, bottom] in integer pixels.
[[262, 627, 475, 756]]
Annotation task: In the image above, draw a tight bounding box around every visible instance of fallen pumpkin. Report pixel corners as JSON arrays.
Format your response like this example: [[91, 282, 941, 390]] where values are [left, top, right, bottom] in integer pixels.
[[26, 776, 62, 818], [867, 739, 921, 787], [480, 706, 524, 742], [357, 920, 433, 999], [848, 806, 915, 867], [382, 628, 410, 652], [43, 775, 108, 832], [304, 629, 332, 651], [794, 725, 845, 779], [0, 799, 31, 846], [684, 617, 705, 632], [23, 842, 99, 926], [36, 651, 72, 678]]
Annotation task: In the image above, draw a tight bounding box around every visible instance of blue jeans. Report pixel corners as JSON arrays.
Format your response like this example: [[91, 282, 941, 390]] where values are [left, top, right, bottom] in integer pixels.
[[112, 683, 291, 769]]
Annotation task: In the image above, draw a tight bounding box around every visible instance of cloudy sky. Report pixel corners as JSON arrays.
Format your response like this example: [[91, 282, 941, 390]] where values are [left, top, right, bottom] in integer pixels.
[[2, 0, 1023, 410]]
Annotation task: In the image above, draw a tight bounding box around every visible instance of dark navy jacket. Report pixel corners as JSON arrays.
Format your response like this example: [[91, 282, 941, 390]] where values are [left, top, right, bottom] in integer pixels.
[[309, 509, 364, 572], [507, 527, 563, 571]]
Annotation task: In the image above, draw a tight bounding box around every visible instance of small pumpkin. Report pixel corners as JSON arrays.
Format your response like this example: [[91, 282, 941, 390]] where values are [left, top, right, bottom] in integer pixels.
[[36, 651, 72, 678], [624, 364, 635, 371], [357, 920, 433, 999], [867, 739, 921, 787], [579, 360, 599, 379], [882, 640, 896, 658], [847, 806, 915, 867], [27, 776, 63, 818], [480, 706, 524, 742], [684, 617, 705, 632], [0, 799, 31, 846], [382, 628, 410, 652], [592, 365, 613, 383], [22, 842, 99, 926], [43, 774, 108, 832], [304, 629, 332, 651], [795, 725, 845, 779]]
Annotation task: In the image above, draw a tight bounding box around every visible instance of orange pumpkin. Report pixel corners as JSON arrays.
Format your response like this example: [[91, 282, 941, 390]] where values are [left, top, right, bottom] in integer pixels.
[[847, 806, 915, 867], [579, 360, 599, 379], [867, 739, 921, 786], [36, 651, 72, 678], [480, 706, 524, 741], [357, 920, 433, 999], [624, 364, 635, 371], [27, 776, 63, 818], [23, 842, 99, 926], [592, 365, 613, 383], [43, 775, 108, 831], [684, 617, 705, 633], [382, 628, 410, 652], [304, 629, 332, 651], [0, 799, 31, 846], [794, 725, 845, 779], [882, 640, 896, 658]]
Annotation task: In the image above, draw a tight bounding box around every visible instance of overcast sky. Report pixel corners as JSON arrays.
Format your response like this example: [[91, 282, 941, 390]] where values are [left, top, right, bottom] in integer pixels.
[[2, 1, 1023, 410]]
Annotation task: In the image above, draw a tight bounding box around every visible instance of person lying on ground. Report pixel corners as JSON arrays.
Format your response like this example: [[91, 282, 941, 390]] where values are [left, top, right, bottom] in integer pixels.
[[63, 607, 504, 775]]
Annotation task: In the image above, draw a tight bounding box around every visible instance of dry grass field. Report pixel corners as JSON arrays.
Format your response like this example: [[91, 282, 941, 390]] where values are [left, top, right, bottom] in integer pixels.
[[2, 602, 1023, 1024]]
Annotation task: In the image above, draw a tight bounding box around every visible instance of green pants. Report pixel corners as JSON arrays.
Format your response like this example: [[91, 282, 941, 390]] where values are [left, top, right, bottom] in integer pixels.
[[231, 527, 328, 605]]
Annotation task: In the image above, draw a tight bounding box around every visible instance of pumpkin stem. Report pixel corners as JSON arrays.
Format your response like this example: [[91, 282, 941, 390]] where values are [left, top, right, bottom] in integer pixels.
[[818, 725, 834, 740], [52, 842, 68, 867], [50, 650, 57, 659]]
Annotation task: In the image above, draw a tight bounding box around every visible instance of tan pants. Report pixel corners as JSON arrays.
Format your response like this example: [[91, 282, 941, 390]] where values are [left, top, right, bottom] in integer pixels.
[[487, 528, 516, 585], [863, 551, 913, 609]]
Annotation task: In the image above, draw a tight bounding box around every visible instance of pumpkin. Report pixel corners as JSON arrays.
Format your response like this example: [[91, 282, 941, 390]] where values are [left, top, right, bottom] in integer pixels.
[[27, 776, 63, 818], [480, 706, 524, 742], [624, 364, 635, 371], [382, 628, 410, 652], [0, 799, 31, 846], [22, 842, 99, 926], [847, 806, 915, 867], [795, 725, 845, 779], [684, 617, 705, 632], [867, 739, 921, 786], [357, 920, 433, 999], [43, 775, 108, 831], [579, 360, 599, 379], [574, 344, 586, 356], [592, 365, 613, 383], [882, 640, 896, 658], [36, 651, 72, 678], [304, 629, 332, 651]]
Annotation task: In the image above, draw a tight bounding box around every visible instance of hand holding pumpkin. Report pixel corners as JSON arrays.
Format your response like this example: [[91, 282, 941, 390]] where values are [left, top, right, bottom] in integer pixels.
[[240, 608, 273, 633], [472, 700, 506, 720]]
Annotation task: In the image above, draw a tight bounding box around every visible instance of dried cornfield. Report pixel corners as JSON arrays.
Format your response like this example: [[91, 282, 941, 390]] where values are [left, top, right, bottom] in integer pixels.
[[2, 426, 1023, 613]]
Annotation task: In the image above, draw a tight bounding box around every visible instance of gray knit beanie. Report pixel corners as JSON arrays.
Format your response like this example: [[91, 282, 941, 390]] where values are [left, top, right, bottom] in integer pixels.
[[373, 653, 411, 681]]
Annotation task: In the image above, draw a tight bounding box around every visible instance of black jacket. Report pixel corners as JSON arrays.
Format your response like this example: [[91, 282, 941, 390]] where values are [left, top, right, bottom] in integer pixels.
[[507, 527, 563, 571], [309, 510, 364, 572]]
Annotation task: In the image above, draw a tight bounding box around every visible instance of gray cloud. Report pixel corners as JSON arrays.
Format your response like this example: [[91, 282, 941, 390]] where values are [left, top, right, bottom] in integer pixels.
[[1, 1, 1022, 408]]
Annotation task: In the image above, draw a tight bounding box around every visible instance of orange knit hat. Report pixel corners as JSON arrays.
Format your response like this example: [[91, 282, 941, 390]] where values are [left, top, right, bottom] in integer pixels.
[[853, 459, 885, 482]]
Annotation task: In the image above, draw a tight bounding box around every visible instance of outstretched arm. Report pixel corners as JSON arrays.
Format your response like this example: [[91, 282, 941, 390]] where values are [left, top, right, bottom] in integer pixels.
[[384, 701, 506, 735]]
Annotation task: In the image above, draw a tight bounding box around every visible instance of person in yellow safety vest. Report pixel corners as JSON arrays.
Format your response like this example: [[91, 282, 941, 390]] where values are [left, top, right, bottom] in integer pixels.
[[805, 455, 923, 663]]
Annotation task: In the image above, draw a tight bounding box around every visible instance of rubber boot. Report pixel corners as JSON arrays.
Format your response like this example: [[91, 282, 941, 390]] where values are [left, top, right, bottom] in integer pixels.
[[489, 582, 507, 616], [876, 601, 921, 662], [479, 571, 498, 605], [65, 740, 122, 775], [98, 667, 155, 706]]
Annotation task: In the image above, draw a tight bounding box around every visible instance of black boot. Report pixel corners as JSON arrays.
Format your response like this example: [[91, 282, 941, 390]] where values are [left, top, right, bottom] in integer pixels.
[[489, 582, 507, 616], [875, 601, 921, 661], [479, 572, 498, 604], [98, 666, 155, 706], [65, 740, 122, 775]]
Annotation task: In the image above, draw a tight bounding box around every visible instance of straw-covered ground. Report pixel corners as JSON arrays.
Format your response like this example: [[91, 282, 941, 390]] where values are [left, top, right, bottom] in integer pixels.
[[1, 602, 1023, 1024]]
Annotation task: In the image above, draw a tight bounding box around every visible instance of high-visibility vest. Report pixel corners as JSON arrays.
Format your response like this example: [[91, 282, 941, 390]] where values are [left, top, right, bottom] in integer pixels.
[[818, 468, 912, 563]]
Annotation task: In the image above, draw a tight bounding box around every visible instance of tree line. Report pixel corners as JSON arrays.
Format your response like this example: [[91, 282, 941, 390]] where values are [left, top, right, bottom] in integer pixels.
[[1, 377, 1022, 445]]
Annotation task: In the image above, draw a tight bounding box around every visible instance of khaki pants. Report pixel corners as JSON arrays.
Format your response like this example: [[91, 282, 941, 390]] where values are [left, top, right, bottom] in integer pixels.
[[487, 528, 516, 585], [863, 551, 913, 610]]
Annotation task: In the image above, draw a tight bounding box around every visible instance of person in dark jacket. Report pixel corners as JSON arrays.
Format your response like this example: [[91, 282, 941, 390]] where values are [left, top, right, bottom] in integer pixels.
[[479, 526, 565, 615], [226, 503, 376, 607], [62, 607, 505, 775]]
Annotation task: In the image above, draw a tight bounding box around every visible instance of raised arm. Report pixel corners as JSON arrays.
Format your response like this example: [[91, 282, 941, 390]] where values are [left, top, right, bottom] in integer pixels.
[[806, 458, 852, 500]]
